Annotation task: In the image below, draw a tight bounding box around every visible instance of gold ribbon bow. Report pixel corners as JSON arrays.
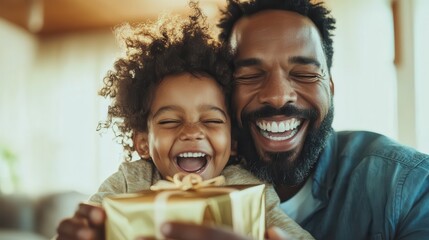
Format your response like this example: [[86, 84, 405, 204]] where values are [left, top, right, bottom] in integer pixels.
[[150, 172, 225, 191], [150, 173, 228, 239]]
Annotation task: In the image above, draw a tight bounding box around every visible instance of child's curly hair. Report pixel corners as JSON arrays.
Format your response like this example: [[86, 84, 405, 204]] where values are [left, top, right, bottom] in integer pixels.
[[98, 3, 234, 161]]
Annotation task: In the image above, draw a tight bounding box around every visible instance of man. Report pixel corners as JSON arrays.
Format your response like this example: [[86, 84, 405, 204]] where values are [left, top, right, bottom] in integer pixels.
[[57, 0, 429, 239], [159, 0, 429, 239]]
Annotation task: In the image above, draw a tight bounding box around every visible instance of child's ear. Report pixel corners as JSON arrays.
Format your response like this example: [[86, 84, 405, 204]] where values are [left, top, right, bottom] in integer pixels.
[[133, 131, 150, 160]]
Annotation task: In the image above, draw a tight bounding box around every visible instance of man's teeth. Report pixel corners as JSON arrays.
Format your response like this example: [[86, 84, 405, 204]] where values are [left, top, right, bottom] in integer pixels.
[[178, 152, 206, 158], [256, 118, 301, 133]]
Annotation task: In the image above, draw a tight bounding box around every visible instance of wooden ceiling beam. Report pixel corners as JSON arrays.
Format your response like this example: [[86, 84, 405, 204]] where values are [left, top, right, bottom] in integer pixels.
[[0, 0, 224, 35]]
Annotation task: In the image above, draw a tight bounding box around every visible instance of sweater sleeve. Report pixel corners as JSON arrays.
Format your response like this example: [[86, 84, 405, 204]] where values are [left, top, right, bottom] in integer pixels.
[[88, 159, 158, 204], [88, 166, 128, 204]]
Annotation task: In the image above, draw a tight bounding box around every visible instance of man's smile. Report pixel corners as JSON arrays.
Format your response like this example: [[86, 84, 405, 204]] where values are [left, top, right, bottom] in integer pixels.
[[256, 118, 302, 141], [250, 116, 308, 154]]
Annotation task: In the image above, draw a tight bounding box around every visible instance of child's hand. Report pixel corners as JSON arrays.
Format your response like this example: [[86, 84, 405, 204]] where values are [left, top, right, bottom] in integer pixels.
[[56, 203, 106, 240]]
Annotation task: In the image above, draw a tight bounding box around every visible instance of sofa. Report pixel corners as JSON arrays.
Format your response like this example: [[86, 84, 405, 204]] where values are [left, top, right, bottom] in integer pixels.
[[0, 191, 89, 240]]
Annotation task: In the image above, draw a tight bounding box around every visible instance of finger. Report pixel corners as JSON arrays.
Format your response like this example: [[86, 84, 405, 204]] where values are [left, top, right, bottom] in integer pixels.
[[75, 203, 94, 218], [76, 202, 106, 226], [161, 222, 251, 240], [265, 227, 293, 240], [57, 217, 93, 240], [60, 203, 105, 240]]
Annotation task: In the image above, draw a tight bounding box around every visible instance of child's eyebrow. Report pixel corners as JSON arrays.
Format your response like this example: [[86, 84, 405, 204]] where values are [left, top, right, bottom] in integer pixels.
[[200, 105, 228, 119], [152, 106, 180, 119], [152, 105, 228, 119]]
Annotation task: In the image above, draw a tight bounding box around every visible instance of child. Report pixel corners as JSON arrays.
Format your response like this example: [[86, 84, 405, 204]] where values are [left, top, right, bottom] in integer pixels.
[[56, 4, 313, 240]]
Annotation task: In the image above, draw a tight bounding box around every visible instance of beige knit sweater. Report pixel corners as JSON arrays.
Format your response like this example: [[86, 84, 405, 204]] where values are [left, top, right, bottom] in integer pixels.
[[90, 160, 314, 239]]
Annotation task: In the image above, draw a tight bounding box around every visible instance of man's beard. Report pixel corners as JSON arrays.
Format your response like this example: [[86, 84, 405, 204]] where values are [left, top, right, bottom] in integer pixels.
[[237, 103, 334, 187]]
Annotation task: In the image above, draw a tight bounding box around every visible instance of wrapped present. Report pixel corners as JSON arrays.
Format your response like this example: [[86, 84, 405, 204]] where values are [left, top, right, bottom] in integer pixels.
[[103, 173, 266, 240]]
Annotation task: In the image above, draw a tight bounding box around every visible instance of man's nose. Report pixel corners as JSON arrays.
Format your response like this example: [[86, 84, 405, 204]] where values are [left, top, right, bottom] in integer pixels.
[[179, 123, 205, 141], [258, 70, 297, 109]]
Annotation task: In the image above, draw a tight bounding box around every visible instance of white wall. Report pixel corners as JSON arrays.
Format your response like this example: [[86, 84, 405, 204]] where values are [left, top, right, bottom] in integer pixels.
[[326, 0, 398, 141], [412, 0, 429, 153], [0, 20, 38, 194], [329, 0, 429, 154], [327, 0, 428, 154], [27, 32, 123, 195], [0, 20, 123, 196]]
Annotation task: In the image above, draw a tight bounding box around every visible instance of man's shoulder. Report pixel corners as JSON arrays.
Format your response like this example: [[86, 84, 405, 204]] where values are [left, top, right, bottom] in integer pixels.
[[333, 130, 429, 169], [308, 131, 429, 239], [315, 131, 429, 194]]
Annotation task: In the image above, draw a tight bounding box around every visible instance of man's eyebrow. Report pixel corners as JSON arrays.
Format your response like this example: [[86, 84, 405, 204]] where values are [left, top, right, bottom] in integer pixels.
[[234, 57, 321, 69], [234, 58, 262, 68], [288, 56, 321, 68]]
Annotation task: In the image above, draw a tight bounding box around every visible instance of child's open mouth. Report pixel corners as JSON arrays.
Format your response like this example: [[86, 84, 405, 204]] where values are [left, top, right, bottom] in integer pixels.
[[176, 152, 209, 173]]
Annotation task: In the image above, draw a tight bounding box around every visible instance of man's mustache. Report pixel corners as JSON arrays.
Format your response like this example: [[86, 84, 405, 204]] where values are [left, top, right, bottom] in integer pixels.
[[241, 104, 318, 124]]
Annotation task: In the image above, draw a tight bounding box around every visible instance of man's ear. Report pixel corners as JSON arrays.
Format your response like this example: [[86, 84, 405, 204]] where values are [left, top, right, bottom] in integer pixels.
[[133, 131, 150, 160], [329, 77, 335, 95]]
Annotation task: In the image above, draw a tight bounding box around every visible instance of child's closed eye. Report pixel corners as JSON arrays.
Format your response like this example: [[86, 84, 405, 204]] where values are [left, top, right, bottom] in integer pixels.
[[158, 119, 181, 128], [202, 119, 225, 124]]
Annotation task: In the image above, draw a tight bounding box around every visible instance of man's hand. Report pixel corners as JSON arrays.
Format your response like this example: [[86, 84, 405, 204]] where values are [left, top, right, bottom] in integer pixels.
[[266, 227, 295, 240], [137, 222, 294, 240], [161, 222, 251, 240], [56, 203, 106, 240]]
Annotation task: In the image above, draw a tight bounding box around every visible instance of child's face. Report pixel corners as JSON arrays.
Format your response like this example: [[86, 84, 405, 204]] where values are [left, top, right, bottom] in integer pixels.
[[136, 73, 231, 180]]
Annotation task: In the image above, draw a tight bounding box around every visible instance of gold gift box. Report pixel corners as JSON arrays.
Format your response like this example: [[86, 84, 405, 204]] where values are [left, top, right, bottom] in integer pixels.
[[103, 184, 266, 240]]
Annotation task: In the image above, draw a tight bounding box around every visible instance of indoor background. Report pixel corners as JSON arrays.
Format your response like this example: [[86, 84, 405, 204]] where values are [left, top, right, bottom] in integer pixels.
[[1, 0, 428, 199]]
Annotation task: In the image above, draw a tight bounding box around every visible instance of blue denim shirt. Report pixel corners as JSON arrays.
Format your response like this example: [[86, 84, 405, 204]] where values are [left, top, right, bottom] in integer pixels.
[[302, 131, 429, 239]]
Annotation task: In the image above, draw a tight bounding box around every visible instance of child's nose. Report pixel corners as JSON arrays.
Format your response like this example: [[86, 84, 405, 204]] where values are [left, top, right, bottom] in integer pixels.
[[179, 123, 205, 141]]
